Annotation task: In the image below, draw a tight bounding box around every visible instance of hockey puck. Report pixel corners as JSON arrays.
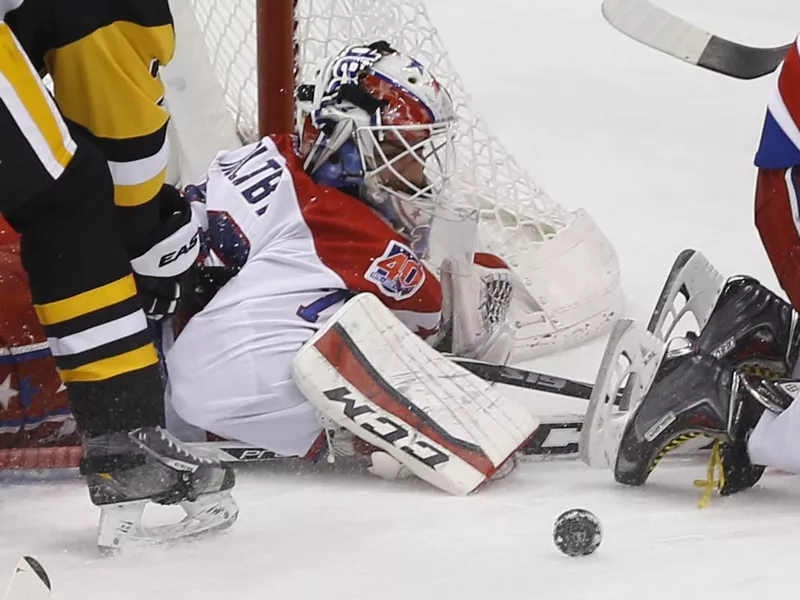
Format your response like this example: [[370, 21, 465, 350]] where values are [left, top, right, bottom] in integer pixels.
[[553, 509, 602, 557]]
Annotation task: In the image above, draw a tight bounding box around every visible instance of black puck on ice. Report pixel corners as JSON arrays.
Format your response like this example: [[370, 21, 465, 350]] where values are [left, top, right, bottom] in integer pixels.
[[553, 509, 602, 557]]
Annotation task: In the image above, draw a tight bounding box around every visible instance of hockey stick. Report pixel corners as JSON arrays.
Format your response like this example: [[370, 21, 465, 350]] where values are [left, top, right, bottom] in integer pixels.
[[0, 413, 585, 471], [195, 417, 584, 459], [0, 362, 603, 470], [3, 557, 50, 600], [451, 358, 595, 399], [602, 0, 792, 79]]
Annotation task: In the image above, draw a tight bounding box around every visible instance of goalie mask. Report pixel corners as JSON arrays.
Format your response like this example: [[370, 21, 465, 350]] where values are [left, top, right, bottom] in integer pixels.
[[298, 41, 460, 256]]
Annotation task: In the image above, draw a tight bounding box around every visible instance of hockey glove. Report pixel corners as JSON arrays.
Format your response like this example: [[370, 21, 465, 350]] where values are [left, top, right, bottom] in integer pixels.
[[131, 185, 201, 321], [437, 252, 516, 364]]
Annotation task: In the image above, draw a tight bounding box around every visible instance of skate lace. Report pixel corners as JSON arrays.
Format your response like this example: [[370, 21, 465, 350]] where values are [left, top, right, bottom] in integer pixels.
[[693, 440, 725, 509], [648, 432, 700, 474], [323, 428, 336, 465], [313, 414, 338, 465]]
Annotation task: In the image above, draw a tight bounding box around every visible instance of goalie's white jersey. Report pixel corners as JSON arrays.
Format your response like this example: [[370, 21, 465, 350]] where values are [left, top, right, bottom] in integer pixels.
[[166, 136, 442, 457]]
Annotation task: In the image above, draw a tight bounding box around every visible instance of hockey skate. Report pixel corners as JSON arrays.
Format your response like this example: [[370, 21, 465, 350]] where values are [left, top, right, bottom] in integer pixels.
[[80, 426, 238, 552], [581, 249, 800, 500], [580, 249, 724, 470]]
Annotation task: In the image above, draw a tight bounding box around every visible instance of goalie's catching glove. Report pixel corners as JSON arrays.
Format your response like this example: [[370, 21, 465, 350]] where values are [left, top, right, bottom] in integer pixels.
[[130, 185, 201, 321]]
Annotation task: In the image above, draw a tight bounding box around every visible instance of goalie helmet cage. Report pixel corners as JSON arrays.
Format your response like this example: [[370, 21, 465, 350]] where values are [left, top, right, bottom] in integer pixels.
[[163, 0, 624, 359]]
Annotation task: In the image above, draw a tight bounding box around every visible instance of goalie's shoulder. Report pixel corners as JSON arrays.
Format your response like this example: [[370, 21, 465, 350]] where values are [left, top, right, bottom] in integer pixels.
[[294, 182, 441, 309]]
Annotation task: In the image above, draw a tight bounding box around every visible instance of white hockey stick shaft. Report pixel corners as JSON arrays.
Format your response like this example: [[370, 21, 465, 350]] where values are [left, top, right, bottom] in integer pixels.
[[602, 0, 791, 79]]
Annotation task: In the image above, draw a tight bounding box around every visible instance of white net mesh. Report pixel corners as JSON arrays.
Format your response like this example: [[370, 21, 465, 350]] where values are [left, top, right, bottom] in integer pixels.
[[176, 0, 623, 357], [185, 0, 574, 241]]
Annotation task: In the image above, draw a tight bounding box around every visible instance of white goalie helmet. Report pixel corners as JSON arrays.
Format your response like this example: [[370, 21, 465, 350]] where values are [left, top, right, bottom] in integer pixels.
[[298, 40, 467, 257]]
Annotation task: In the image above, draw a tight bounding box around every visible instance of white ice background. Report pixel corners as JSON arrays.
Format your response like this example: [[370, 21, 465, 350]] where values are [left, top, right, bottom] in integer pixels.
[[3, 0, 800, 598]]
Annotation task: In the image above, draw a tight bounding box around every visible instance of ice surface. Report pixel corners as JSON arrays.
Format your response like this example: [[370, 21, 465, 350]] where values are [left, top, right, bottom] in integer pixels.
[[3, 0, 800, 597]]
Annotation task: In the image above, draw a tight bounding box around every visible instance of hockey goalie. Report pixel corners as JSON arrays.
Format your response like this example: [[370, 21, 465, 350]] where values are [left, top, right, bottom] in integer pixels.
[[2, 41, 539, 509], [166, 40, 537, 494]]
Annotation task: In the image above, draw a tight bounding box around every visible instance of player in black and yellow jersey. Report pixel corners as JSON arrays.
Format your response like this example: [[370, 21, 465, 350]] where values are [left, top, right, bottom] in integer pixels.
[[0, 0, 237, 549]]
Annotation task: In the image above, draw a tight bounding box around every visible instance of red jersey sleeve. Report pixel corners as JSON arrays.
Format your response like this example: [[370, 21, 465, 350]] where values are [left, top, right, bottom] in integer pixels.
[[285, 149, 442, 340]]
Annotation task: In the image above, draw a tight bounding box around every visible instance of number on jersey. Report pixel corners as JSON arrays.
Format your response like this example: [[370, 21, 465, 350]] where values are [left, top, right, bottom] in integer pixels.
[[297, 289, 352, 323], [365, 240, 426, 301]]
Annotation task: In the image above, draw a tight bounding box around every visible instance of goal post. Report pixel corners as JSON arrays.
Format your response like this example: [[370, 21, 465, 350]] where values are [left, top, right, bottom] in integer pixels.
[[163, 0, 625, 359], [257, 0, 296, 135]]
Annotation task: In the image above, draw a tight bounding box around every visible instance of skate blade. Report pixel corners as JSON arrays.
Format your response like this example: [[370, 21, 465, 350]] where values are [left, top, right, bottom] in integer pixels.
[[580, 319, 665, 470], [96, 491, 239, 552], [647, 249, 725, 341]]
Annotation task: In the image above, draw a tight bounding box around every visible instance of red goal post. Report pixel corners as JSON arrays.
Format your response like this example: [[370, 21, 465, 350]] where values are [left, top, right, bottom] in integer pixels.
[[163, 0, 624, 359], [256, 0, 296, 136]]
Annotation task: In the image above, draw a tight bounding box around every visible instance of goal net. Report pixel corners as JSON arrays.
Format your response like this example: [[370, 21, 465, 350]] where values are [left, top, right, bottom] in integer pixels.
[[164, 0, 624, 359]]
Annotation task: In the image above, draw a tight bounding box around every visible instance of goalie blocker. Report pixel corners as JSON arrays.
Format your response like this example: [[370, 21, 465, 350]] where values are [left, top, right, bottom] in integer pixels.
[[292, 293, 540, 495]]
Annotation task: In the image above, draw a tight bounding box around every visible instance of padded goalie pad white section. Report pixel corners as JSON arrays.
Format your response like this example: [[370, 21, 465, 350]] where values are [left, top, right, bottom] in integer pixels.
[[480, 209, 624, 360], [292, 293, 539, 495]]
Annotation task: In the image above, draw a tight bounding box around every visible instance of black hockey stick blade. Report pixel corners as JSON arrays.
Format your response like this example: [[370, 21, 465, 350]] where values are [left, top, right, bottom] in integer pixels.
[[3, 557, 50, 600], [698, 37, 791, 80], [451, 358, 595, 400], [602, 0, 791, 79]]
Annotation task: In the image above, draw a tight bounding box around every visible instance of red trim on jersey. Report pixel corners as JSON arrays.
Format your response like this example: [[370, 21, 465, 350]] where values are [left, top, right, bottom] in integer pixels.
[[755, 167, 800, 311], [474, 252, 509, 270], [271, 135, 442, 316], [313, 324, 494, 476]]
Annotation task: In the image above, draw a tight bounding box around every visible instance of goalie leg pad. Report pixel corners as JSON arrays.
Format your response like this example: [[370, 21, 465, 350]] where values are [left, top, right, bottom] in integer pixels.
[[292, 293, 539, 495]]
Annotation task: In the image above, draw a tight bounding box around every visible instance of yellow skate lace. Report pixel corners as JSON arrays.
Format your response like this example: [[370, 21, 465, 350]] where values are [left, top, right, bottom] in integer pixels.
[[693, 440, 725, 509], [647, 432, 700, 475]]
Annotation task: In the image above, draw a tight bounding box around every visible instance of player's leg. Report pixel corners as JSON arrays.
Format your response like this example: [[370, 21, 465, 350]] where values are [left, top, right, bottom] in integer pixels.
[[744, 378, 800, 472], [0, 22, 235, 547], [754, 166, 800, 311]]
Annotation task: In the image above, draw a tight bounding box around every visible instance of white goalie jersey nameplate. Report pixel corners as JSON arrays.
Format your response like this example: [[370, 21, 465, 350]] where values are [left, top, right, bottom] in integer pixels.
[[292, 293, 539, 495]]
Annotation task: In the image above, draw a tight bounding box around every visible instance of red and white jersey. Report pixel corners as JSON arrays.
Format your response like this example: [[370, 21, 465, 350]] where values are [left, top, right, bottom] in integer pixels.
[[167, 136, 444, 455], [193, 135, 443, 340]]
